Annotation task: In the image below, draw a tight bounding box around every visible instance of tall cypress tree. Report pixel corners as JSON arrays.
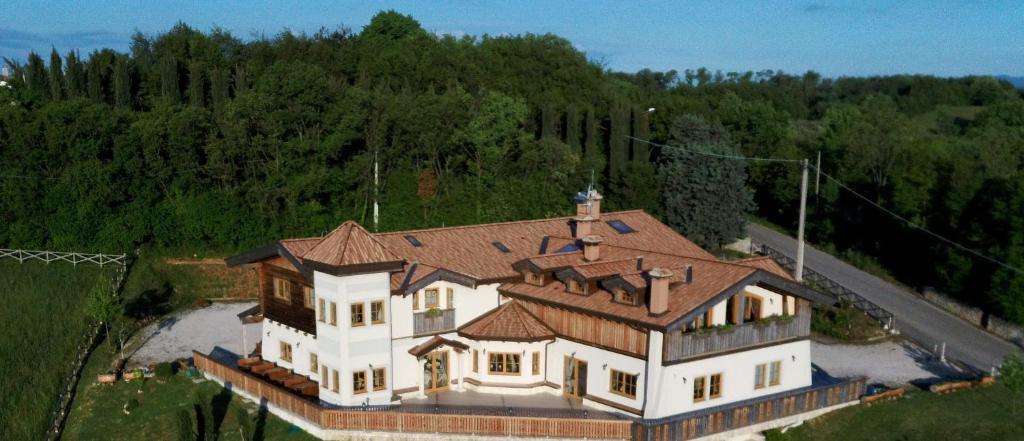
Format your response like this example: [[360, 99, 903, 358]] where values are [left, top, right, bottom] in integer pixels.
[[209, 67, 229, 112], [632, 106, 651, 163], [566, 105, 582, 152], [48, 48, 64, 101], [608, 103, 630, 177], [64, 50, 84, 98], [541, 105, 560, 140], [86, 54, 103, 102], [25, 52, 49, 101], [584, 106, 599, 159], [113, 56, 131, 108], [188, 61, 205, 107], [160, 56, 180, 103]]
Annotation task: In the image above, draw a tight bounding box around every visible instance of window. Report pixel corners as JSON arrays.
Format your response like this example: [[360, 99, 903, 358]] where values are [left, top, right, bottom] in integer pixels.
[[492, 241, 511, 253], [566, 278, 585, 295], [754, 363, 767, 389], [370, 301, 385, 324], [472, 350, 479, 373], [321, 366, 328, 389], [769, 361, 781, 386], [309, 352, 318, 371], [709, 373, 723, 399], [610, 370, 638, 399], [488, 353, 521, 375], [446, 288, 454, 309], [373, 368, 387, 391], [273, 278, 291, 302], [690, 310, 713, 330], [693, 376, 707, 402], [303, 286, 315, 309], [424, 288, 439, 308], [279, 341, 293, 363], [614, 288, 635, 305], [606, 219, 635, 234], [351, 303, 365, 326], [744, 294, 763, 322], [329, 302, 337, 326], [525, 271, 543, 285], [404, 235, 423, 247], [332, 369, 339, 393], [318, 298, 326, 322], [353, 370, 367, 394], [532, 352, 540, 375]]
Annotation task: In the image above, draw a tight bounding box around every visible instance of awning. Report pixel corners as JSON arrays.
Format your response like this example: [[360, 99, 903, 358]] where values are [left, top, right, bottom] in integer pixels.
[[407, 335, 469, 358]]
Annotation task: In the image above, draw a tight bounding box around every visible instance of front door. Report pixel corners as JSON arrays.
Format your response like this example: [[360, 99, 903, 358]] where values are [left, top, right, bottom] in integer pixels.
[[422, 350, 450, 392], [564, 357, 588, 398]]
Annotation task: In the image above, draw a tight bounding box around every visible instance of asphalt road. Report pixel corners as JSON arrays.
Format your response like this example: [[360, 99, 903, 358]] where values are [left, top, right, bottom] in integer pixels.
[[747, 223, 1021, 372]]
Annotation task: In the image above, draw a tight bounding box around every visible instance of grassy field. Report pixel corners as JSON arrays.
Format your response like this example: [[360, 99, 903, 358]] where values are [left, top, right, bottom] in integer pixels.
[[0, 259, 115, 441], [64, 352, 316, 441], [776, 384, 1024, 441]]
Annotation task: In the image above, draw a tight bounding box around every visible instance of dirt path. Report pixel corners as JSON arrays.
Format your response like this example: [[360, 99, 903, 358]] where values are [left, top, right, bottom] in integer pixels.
[[812, 340, 965, 386]]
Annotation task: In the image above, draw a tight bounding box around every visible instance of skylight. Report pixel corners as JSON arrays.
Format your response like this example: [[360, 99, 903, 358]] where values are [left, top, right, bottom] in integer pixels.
[[404, 235, 423, 247], [556, 243, 580, 253], [492, 241, 511, 253], [606, 219, 635, 234]]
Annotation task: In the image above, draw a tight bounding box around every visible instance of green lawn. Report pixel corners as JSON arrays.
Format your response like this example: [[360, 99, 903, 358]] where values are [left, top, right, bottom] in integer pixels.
[[777, 385, 1024, 441], [0, 259, 115, 441], [64, 353, 317, 441]]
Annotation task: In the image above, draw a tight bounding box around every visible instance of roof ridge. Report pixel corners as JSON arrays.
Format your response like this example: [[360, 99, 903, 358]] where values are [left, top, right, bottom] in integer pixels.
[[375, 210, 648, 237]]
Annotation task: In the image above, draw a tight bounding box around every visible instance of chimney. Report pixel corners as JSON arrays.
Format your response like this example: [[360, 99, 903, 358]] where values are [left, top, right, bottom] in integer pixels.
[[574, 190, 603, 220], [648, 268, 674, 315], [574, 215, 594, 238], [685, 265, 693, 284], [636, 256, 644, 271], [582, 235, 602, 262]]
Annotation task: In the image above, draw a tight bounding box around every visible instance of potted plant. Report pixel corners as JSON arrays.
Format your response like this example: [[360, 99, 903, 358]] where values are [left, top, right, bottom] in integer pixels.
[[426, 307, 442, 318]]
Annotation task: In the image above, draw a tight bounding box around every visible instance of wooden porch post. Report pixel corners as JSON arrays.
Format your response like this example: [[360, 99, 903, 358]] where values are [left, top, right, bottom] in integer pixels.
[[457, 351, 465, 392], [738, 294, 747, 324], [418, 358, 427, 398]]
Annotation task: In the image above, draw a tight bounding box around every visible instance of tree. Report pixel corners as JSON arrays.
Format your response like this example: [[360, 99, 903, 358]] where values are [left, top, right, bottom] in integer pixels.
[[608, 103, 630, 177], [188, 61, 205, 107], [25, 52, 49, 101], [660, 114, 755, 248], [113, 56, 132, 108], [176, 408, 196, 441], [1002, 353, 1024, 415], [64, 50, 84, 98], [462, 91, 530, 222], [48, 48, 64, 100]]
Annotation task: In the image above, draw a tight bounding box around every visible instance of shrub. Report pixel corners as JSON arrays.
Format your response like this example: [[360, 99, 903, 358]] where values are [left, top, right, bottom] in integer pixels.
[[176, 408, 196, 441], [155, 362, 174, 378], [124, 398, 140, 414]]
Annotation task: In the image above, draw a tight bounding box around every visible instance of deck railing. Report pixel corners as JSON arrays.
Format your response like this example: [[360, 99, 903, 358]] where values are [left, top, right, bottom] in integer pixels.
[[193, 351, 633, 439], [634, 377, 865, 440], [664, 306, 811, 363], [413, 308, 456, 335]]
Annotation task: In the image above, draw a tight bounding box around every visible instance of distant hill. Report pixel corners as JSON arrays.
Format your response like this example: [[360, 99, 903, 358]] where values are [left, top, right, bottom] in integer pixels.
[[997, 75, 1024, 89]]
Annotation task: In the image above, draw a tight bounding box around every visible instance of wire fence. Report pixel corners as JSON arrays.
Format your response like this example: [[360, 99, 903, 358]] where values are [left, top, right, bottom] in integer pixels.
[[0, 248, 133, 441]]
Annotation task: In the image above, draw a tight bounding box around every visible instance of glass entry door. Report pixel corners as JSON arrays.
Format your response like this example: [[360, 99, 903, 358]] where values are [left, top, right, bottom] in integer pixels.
[[423, 350, 450, 392], [564, 357, 588, 398]]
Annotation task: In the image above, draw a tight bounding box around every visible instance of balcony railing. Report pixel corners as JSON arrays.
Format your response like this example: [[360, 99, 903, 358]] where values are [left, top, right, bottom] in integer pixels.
[[414, 308, 456, 335], [664, 312, 811, 363]]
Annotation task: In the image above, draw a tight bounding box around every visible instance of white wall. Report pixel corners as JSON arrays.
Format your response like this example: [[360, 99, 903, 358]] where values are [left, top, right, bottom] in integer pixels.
[[466, 340, 550, 386], [645, 339, 812, 419], [391, 280, 503, 340], [546, 338, 648, 412], [313, 270, 394, 406], [262, 318, 319, 378]]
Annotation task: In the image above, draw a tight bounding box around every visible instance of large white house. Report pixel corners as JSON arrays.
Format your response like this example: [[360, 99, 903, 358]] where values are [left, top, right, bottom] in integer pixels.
[[227, 190, 830, 421]]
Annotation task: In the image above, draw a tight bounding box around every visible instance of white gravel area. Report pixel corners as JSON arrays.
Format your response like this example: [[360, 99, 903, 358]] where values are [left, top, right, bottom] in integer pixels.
[[812, 340, 964, 385], [130, 302, 262, 366]]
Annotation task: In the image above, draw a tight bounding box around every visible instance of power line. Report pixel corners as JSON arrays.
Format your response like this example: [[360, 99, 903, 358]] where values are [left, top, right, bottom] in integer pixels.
[[629, 135, 1024, 276]]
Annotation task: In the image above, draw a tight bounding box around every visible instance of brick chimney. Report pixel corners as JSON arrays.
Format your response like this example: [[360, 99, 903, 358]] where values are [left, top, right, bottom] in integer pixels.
[[648, 268, 674, 315], [582, 235, 602, 262], [575, 190, 602, 220], [574, 215, 594, 238]]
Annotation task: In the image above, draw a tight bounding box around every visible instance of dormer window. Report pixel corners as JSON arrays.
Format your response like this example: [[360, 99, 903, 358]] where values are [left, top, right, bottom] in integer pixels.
[[524, 271, 544, 286], [613, 288, 636, 305], [566, 278, 586, 295]]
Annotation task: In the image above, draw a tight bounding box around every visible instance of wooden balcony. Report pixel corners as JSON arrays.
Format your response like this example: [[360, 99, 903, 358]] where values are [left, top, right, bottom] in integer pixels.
[[414, 308, 456, 336], [664, 310, 811, 363]]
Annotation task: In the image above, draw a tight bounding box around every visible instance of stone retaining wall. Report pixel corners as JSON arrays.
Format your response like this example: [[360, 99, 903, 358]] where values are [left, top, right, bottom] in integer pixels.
[[922, 289, 1024, 349]]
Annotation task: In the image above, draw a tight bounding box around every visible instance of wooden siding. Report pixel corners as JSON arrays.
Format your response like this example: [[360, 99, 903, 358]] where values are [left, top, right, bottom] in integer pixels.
[[635, 377, 865, 441], [664, 300, 811, 363], [193, 352, 632, 439], [413, 308, 456, 336], [260, 263, 316, 334], [518, 300, 648, 357]]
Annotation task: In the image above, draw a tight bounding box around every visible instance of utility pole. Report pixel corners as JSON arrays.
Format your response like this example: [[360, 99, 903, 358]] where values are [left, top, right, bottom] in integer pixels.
[[372, 147, 380, 233], [795, 158, 809, 282]]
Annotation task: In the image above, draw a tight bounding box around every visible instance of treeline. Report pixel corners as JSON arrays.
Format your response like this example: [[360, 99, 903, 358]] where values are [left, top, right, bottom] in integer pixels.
[[1, 11, 1023, 322]]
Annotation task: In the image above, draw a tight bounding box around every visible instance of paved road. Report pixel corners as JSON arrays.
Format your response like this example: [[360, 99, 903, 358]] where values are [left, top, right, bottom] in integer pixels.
[[748, 223, 1021, 372]]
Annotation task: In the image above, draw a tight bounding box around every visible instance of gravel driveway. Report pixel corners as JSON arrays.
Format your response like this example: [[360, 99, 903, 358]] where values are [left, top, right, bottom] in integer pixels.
[[812, 340, 965, 385], [130, 302, 262, 366]]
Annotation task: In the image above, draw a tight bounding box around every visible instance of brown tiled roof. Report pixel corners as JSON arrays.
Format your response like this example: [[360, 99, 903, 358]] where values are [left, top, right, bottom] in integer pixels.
[[734, 256, 793, 280], [458, 300, 556, 342], [376, 210, 713, 282], [407, 336, 469, 357], [278, 237, 321, 258], [572, 258, 642, 280], [302, 221, 403, 268]]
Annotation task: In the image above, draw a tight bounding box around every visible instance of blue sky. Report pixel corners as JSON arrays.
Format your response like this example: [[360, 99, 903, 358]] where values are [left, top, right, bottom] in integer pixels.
[[1, 1, 1021, 77]]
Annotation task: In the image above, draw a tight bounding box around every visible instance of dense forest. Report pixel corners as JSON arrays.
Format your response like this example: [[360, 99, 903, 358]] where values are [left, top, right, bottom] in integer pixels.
[[1, 11, 1023, 323]]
